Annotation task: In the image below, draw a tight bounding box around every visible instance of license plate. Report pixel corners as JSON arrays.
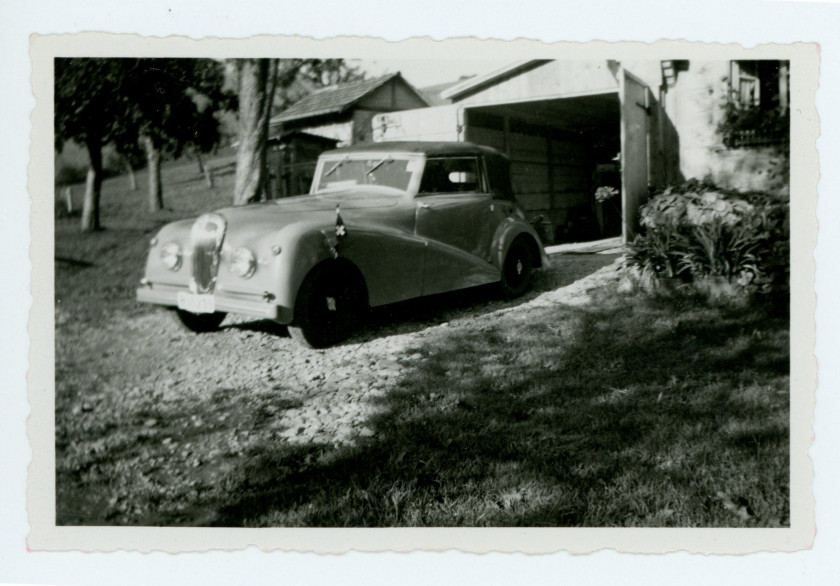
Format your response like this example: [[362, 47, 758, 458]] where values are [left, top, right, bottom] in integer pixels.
[[177, 292, 215, 314]]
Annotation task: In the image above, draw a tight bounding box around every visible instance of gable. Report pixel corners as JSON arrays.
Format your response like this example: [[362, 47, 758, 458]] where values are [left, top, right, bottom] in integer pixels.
[[357, 78, 430, 111]]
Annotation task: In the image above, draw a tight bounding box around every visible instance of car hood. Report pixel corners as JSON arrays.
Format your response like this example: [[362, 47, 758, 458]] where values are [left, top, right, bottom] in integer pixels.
[[213, 190, 402, 233]]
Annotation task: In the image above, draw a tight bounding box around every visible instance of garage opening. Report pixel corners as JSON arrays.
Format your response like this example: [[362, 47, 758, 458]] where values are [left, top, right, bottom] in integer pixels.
[[463, 92, 622, 245]]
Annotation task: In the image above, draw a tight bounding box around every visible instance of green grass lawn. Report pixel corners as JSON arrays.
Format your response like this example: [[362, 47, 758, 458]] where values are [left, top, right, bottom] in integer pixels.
[[54, 157, 789, 527]]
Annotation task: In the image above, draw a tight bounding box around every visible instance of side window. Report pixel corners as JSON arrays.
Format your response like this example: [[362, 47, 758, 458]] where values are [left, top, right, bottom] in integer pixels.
[[419, 157, 485, 195], [485, 156, 515, 201]]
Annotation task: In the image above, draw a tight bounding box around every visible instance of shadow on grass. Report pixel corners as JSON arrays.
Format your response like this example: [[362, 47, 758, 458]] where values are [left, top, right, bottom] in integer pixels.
[[208, 291, 790, 528]]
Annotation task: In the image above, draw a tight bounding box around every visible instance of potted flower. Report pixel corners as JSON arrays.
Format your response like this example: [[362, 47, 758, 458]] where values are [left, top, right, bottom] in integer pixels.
[[593, 185, 619, 236]]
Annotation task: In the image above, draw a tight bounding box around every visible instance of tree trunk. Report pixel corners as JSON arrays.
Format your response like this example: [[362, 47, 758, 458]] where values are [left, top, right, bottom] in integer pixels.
[[124, 154, 137, 191], [234, 59, 278, 205], [80, 137, 103, 232], [143, 135, 164, 212], [196, 152, 213, 188], [195, 150, 205, 175], [779, 61, 789, 113]]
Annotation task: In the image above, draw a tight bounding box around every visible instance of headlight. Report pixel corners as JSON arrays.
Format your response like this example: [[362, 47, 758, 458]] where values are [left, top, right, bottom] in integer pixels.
[[230, 247, 257, 278], [160, 242, 182, 271]]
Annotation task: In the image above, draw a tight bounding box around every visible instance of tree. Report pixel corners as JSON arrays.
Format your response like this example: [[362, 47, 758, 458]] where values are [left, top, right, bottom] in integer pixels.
[[231, 59, 364, 206], [109, 122, 145, 192], [55, 59, 130, 231], [233, 59, 278, 205], [121, 58, 233, 211]]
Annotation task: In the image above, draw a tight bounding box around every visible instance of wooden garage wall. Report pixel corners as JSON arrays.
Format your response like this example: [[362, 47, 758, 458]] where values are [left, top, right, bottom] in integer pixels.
[[466, 117, 589, 234]]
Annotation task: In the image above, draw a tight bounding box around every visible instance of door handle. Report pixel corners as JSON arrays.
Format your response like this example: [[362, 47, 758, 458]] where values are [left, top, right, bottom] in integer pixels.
[[418, 202, 432, 209]]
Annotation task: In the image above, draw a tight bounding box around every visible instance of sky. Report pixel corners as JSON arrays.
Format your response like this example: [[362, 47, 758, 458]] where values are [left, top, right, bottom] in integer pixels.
[[354, 58, 512, 89]]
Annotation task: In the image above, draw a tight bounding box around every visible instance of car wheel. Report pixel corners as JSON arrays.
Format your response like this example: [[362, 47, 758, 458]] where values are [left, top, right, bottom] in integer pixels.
[[498, 237, 534, 299], [288, 263, 366, 348], [174, 309, 227, 333]]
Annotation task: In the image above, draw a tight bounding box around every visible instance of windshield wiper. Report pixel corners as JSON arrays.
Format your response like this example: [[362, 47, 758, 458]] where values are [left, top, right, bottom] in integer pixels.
[[365, 157, 393, 175], [324, 156, 349, 177]]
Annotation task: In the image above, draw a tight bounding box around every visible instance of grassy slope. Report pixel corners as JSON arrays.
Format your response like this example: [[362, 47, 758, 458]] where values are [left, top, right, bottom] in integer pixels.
[[54, 158, 789, 527]]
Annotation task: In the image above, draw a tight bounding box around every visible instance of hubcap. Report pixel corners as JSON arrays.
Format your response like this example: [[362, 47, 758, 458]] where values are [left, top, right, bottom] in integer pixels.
[[516, 259, 523, 275], [326, 296, 337, 312]]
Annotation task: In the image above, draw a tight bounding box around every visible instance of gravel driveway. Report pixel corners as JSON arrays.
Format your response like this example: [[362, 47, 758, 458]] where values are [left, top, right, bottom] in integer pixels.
[[55, 253, 621, 523]]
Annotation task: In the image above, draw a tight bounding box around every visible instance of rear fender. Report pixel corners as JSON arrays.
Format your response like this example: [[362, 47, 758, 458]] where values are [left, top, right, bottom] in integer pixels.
[[491, 218, 549, 269]]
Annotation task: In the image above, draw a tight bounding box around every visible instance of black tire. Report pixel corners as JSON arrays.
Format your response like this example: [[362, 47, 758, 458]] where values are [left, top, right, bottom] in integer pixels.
[[174, 309, 227, 333], [288, 263, 367, 348], [498, 237, 534, 299]]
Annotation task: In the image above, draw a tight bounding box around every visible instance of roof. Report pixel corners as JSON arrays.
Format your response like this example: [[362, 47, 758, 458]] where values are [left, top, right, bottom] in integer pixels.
[[440, 60, 552, 101], [418, 76, 474, 106], [270, 73, 429, 125], [321, 141, 505, 158]]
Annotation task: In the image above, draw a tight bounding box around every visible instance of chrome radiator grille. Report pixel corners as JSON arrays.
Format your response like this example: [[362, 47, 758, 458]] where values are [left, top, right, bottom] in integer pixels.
[[190, 213, 226, 294]]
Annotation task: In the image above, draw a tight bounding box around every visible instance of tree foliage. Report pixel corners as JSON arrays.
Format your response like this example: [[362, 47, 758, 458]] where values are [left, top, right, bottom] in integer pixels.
[[55, 58, 131, 231], [119, 59, 235, 211], [119, 59, 235, 158], [271, 59, 366, 113], [55, 58, 235, 228]]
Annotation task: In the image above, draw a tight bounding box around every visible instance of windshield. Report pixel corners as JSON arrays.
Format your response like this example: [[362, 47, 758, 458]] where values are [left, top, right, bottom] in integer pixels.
[[312, 155, 420, 194]]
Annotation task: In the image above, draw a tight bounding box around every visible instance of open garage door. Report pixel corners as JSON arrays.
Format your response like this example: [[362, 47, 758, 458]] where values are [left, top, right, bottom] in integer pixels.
[[462, 92, 622, 244], [620, 71, 651, 241]]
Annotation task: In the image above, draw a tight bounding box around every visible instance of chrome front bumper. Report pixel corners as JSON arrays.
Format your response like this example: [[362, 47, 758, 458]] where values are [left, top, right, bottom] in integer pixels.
[[137, 284, 294, 323]]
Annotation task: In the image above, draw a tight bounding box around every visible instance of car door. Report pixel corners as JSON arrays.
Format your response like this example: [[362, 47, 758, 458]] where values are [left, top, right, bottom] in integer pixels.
[[414, 156, 491, 258], [415, 155, 499, 295]]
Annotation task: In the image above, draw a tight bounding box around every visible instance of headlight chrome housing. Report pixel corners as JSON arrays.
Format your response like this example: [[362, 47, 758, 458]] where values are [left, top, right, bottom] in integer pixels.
[[160, 242, 182, 271], [230, 247, 257, 279]]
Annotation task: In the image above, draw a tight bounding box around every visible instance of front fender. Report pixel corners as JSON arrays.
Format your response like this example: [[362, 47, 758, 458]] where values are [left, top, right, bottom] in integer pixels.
[[141, 219, 195, 288], [490, 218, 550, 269], [216, 213, 431, 321], [269, 223, 339, 316]]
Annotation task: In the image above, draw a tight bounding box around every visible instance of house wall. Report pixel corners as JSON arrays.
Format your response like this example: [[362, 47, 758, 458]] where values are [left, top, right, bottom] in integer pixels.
[[372, 105, 462, 142], [295, 120, 354, 146], [660, 60, 786, 193]]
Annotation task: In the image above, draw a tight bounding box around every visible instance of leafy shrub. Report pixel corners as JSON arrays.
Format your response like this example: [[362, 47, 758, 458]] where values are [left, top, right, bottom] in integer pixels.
[[628, 182, 789, 297], [717, 94, 789, 149]]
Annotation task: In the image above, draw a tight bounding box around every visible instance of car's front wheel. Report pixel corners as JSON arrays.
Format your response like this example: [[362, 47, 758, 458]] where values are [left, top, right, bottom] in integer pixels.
[[288, 263, 367, 348], [174, 309, 227, 333], [498, 237, 535, 299]]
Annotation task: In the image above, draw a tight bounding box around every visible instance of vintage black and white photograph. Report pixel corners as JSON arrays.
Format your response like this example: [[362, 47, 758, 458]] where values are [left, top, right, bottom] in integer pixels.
[[27, 34, 816, 552]]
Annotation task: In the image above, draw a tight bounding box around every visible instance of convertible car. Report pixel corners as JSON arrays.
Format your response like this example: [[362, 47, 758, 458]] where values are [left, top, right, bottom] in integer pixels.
[[137, 141, 549, 347]]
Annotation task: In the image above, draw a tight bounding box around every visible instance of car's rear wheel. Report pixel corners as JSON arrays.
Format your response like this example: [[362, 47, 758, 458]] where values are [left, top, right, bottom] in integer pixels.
[[174, 309, 227, 333], [498, 237, 534, 299], [288, 263, 367, 348]]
